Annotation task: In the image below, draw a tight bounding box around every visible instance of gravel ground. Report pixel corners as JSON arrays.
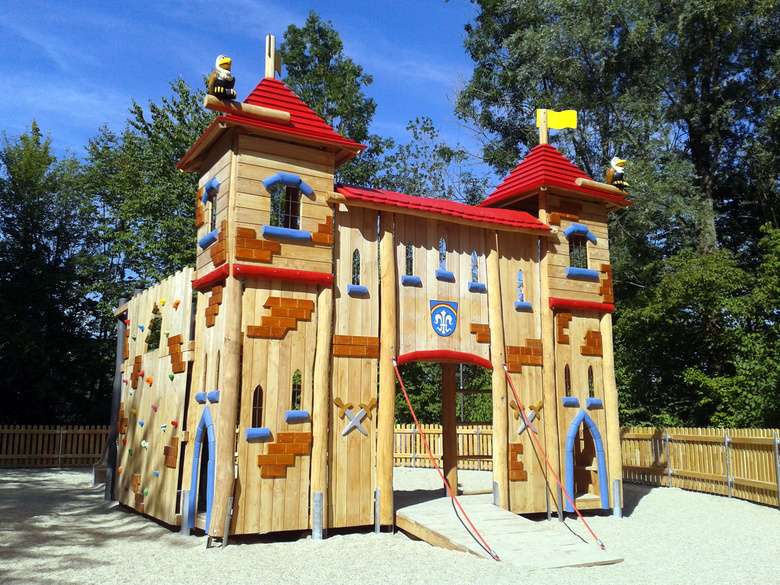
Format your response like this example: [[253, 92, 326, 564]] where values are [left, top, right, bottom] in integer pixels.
[[1, 468, 779, 585]]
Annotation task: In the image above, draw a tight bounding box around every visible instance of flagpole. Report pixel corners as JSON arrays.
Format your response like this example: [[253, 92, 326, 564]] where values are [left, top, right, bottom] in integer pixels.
[[538, 109, 549, 144]]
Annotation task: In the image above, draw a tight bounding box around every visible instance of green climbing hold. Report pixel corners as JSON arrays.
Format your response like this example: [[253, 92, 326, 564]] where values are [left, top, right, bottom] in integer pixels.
[[143, 487, 149, 496], [128, 449, 133, 456], [169, 373, 175, 381]]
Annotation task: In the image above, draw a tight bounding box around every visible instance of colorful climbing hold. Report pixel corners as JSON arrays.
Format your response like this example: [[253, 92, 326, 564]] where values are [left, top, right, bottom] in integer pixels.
[[160, 299, 166, 306], [171, 420, 179, 427], [169, 373, 175, 381], [128, 449, 134, 456], [122, 439, 126, 445], [138, 324, 145, 331], [139, 420, 144, 427], [141, 440, 149, 450], [124, 319, 130, 325], [131, 335, 137, 340], [151, 405, 158, 412], [122, 379, 128, 384], [130, 408, 137, 415], [139, 370, 145, 377], [129, 390, 134, 396], [160, 424, 167, 432], [164, 330, 170, 337], [173, 300, 181, 309], [153, 470, 159, 477], [143, 488, 149, 496], [118, 466, 123, 474], [145, 377, 153, 386]]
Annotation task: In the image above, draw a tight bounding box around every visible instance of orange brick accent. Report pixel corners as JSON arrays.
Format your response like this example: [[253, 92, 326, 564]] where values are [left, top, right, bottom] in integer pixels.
[[508, 443, 528, 481], [548, 202, 582, 226], [581, 330, 603, 357], [166, 334, 186, 376], [234, 226, 283, 264], [469, 323, 491, 344], [123, 328, 130, 360], [332, 335, 381, 358], [246, 296, 315, 339], [599, 264, 614, 303], [505, 339, 544, 372], [257, 432, 312, 478], [131, 473, 141, 493], [195, 188, 205, 228], [164, 437, 179, 469], [131, 355, 142, 389], [556, 312, 572, 344], [118, 402, 127, 435], [204, 286, 224, 329]]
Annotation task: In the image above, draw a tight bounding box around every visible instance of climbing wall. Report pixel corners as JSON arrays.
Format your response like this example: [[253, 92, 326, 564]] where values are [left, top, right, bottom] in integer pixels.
[[115, 268, 195, 525]]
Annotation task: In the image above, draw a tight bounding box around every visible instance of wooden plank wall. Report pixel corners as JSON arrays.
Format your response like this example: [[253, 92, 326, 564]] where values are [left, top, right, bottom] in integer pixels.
[[622, 427, 780, 508], [394, 214, 490, 361], [234, 278, 317, 534], [0, 426, 108, 468], [196, 139, 233, 275], [329, 205, 379, 528], [116, 268, 195, 525]]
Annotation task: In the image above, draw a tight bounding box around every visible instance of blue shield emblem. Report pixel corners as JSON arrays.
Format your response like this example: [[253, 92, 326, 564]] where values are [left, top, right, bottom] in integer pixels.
[[430, 301, 458, 337]]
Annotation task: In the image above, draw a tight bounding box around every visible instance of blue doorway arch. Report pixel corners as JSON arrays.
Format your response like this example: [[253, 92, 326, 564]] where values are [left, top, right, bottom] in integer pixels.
[[564, 409, 609, 512], [188, 407, 216, 530]]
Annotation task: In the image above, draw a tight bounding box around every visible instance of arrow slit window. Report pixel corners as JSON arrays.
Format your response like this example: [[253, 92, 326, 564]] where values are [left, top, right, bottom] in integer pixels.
[[270, 185, 300, 230], [352, 249, 361, 285], [405, 242, 413, 276], [569, 235, 588, 269], [252, 385, 264, 427], [291, 369, 302, 410]]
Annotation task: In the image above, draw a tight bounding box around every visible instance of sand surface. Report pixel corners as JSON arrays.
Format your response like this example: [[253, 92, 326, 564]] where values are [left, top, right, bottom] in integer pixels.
[[1, 467, 779, 585]]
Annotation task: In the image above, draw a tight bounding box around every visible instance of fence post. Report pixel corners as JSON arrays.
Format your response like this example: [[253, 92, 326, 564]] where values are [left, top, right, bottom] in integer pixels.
[[411, 427, 417, 467], [57, 426, 64, 469], [665, 429, 672, 487], [724, 431, 732, 498], [774, 432, 780, 511], [475, 427, 482, 470]]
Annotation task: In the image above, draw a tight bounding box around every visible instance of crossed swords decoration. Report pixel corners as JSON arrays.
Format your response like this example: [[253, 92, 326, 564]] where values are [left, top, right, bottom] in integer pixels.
[[334, 397, 377, 436], [509, 400, 544, 435]]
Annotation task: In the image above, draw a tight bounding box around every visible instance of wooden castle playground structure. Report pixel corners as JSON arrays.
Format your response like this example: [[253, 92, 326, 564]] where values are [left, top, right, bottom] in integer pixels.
[[107, 37, 632, 544]]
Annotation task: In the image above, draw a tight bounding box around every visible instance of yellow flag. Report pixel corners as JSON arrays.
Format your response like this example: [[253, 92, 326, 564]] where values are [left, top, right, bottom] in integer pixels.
[[536, 109, 578, 130]]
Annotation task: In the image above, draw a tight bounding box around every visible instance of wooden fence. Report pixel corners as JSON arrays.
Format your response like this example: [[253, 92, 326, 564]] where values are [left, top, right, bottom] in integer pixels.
[[0, 426, 109, 468], [621, 427, 780, 508], [394, 424, 494, 470]]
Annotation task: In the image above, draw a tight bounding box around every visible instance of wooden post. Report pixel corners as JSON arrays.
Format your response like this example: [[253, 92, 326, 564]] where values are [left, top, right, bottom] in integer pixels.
[[311, 284, 333, 528], [538, 109, 549, 145], [485, 230, 508, 508], [441, 363, 458, 495], [600, 311, 622, 508], [209, 275, 241, 538], [106, 294, 129, 500], [377, 211, 397, 525]]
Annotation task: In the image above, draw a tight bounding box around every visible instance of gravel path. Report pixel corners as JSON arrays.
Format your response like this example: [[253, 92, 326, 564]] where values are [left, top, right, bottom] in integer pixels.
[[1, 468, 778, 585]]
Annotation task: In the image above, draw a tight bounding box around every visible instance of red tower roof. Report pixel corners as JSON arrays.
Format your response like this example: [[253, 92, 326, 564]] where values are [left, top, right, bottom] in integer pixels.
[[481, 144, 631, 209], [336, 185, 550, 233], [179, 78, 366, 172]]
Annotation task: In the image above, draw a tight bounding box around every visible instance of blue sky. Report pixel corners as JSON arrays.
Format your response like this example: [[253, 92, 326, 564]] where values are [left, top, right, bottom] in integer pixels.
[[0, 0, 483, 164]]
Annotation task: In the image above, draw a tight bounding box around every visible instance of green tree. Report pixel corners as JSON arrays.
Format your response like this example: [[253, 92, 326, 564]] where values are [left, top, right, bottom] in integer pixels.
[[281, 11, 393, 185], [0, 123, 111, 424]]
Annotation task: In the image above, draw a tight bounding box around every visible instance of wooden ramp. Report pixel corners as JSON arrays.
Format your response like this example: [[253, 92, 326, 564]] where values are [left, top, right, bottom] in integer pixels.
[[395, 494, 622, 570]]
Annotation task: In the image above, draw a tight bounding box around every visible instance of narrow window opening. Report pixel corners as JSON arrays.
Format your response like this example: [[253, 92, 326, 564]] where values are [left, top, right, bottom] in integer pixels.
[[517, 269, 525, 301], [252, 385, 264, 427], [588, 367, 595, 398], [352, 249, 361, 286], [270, 185, 300, 230], [291, 369, 302, 410], [439, 237, 447, 270], [405, 242, 413, 276], [145, 308, 162, 352], [564, 365, 572, 398], [471, 251, 479, 283], [210, 197, 217, 231], [569, 235, 588, 269]]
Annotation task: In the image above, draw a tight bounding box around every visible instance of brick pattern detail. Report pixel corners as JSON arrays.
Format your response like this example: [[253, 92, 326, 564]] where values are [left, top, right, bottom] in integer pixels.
[[235, 226, 282, 263], [258, 432, 312, 478], [310, 216, 334, 245], [166, 333, 187, 375], [164, 437, 179, 469], [548, 202, 582, 226], [556, 312, 572, 344], [118, 401, 127, 435], [131, 473, 141, 493], [134, 491, 145, 514], [195, 188, 205, 228], [469, 323, 491, 343], [246, 296, 315, 339], [599, 264, 614, 303], [505, 339, 543, 373], [131, 355, 142, 389], [509, 442, 528, 481], [581, 330, 603, 357], [205, 285, 223, 328], [123, 328, 130, 360], [209, 221, 227, 267], [332, 335, 380, 358]]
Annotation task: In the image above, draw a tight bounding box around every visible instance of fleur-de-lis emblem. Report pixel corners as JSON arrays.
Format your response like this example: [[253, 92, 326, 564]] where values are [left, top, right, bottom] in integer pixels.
[[430, 301, 458, 337]]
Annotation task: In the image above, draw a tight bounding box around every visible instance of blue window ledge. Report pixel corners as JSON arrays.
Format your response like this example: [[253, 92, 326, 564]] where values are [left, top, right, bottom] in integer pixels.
[[347, 284, 369, 297], [207, 390, 220, 404], [515, 301, 533, 311], [201, 177, 220, 203], [246, 427, 272, 441], [401, 275, 422, 287], [563, 223, 597, 244], [586, 398, 603, 409], [195, 392, 207, 404], [565, 267, 600, 280], [468, 282, 487, 293], [436, 269, 455, 282], [198, 229, 218, 250], [261, 172, 314, 196], [262, 225, 312, 242], [285, 410, 310, 424], [562, 396, 580, 407]]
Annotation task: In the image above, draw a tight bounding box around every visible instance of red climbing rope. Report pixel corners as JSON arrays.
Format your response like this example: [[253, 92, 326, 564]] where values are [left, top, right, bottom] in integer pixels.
[[393, 358, 501, 562], [502, 363, 605, 550]]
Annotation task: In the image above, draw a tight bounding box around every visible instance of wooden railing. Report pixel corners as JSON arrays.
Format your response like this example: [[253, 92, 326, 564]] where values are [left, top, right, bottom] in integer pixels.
[[394, 424, 494, 470], [0, 425, 109, 468], [621, 427, 780, 508]]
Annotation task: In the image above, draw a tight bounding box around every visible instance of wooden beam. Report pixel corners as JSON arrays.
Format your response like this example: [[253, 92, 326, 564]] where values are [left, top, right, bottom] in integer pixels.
[[574, 177, 628, 198], [442, 363, 458, 496], [600, 311, 622, 509], [377, 211, 398, 525], [486, 231, 508, 508], [311, 285, 333, 528], [203, 94, 291, 124]]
